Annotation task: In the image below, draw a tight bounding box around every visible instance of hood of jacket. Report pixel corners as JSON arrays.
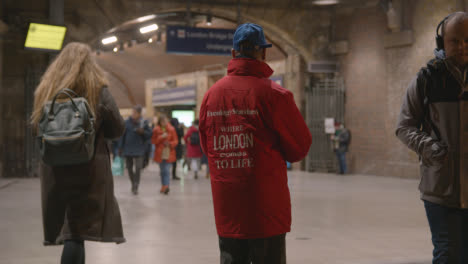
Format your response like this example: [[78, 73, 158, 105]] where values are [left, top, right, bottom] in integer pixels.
[[429, 48, 467, 88]]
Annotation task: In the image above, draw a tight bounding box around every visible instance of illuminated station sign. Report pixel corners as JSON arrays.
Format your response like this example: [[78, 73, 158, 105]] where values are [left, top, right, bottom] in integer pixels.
[[24, 23, 67, 52]]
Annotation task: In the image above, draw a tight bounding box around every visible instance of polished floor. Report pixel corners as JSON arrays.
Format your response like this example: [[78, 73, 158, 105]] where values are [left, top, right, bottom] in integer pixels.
[[0, 164, 432, 264]]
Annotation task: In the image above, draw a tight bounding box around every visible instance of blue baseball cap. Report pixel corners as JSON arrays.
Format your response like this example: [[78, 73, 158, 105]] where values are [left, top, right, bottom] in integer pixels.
[[233, 23, 273, 51]]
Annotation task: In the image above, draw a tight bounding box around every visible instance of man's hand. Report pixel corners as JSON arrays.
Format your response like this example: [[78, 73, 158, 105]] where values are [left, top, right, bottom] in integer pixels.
[[430, 142, 448, 163], [423, 141, 448, 165]]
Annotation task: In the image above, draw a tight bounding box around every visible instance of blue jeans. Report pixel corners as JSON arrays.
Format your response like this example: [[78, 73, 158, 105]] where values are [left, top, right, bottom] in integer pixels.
[[159, 160, 171, 186], [336, 152, 347, 174], [424, 200, 468, 264]]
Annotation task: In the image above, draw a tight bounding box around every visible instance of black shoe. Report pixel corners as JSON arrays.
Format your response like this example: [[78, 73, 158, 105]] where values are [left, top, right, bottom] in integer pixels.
[[164, 187, 170, 195], [131, 185, 138, 195], [173, 176, 180, 180], [194, 173, 198, 180]]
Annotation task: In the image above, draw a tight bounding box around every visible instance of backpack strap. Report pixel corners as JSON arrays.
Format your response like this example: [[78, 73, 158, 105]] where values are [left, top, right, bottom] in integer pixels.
[[48, 89, 81, 120], [63, 88, 79, 98], [417, 69, 442, 141]]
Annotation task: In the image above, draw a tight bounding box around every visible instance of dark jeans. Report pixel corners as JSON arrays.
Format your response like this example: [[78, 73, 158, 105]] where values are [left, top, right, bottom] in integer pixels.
[[336, 152, 347, 174], [126, 156, 143, 190], [61, 240, 85, 264], [219, 234, 286, 264], [424, 200, 468, 264], [172, 161, 178, 178]]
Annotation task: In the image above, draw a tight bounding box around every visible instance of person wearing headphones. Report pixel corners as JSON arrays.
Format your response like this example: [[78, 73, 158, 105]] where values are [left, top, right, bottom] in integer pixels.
[[396, 12, 468, 264]]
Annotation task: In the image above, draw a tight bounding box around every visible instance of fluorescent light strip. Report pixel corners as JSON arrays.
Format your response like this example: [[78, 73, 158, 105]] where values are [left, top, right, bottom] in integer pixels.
[[312, 0, 339, 5], [140, 24, 159, 34], [137, 14, 157, 23], [102, 36, 118, 45]]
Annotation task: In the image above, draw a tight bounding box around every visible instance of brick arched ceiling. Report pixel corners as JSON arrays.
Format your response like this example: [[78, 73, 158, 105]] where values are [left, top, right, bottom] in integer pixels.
[[8, 0, 379, 108], [92, 16, 286, 108]]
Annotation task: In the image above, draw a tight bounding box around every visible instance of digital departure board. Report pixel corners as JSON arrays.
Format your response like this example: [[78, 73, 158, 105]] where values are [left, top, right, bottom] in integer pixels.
[[24, 23, 67, 52]]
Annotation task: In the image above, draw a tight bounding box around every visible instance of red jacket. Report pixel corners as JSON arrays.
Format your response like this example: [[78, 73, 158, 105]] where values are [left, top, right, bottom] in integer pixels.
[[152, 124, 178, 163], [199, 58, 312, 239], [184, 126, 203, 158]]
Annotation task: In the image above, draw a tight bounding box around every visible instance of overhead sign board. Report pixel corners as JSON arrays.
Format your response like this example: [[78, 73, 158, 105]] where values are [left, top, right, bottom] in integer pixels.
[[152, 85, 197, 106], [24, 23, 67, 52], [166, 26, 234, 56]]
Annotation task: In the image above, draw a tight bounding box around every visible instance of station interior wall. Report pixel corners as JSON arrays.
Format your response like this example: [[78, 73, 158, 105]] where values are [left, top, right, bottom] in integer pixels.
[[0, 0, 466, 178]]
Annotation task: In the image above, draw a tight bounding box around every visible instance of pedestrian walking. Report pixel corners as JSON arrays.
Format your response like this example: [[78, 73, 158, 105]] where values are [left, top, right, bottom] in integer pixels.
[[184, 120, 203, 179], [152, 115, 178, 194], [396, 12, 468, 264], [31, 42, 126, 264], [119, 105, 152, 195]]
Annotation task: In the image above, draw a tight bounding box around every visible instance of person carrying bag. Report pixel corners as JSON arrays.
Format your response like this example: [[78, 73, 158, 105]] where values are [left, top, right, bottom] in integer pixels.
[[31, 42, 126, 264]]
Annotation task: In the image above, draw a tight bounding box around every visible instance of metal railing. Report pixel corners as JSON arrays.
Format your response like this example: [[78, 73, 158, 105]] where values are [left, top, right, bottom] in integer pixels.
[[305, 75, 345, 173]]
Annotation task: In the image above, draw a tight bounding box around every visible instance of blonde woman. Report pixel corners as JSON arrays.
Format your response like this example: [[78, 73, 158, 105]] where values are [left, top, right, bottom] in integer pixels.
[[31, 42, 126, 264]]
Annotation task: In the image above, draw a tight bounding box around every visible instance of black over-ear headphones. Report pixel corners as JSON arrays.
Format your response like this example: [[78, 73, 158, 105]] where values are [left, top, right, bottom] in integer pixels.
[[436, 13, 457, 50]]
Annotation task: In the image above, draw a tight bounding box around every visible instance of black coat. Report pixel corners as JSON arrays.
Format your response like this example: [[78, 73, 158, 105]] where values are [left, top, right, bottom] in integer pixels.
[[40, 87, 126, 245]]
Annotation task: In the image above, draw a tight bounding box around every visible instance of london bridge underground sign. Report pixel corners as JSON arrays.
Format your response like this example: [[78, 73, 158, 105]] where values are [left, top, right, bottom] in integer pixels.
[[166, 26, 234, 56]]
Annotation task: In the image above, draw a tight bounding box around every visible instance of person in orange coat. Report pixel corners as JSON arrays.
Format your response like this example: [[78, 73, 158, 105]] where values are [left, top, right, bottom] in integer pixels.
[[152, 115, 178, 194]]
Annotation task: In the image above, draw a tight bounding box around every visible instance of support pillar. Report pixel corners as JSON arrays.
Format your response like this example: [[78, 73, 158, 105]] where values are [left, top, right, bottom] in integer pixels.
[[0, 2, 4, 178], [284, 50, 306, 170]]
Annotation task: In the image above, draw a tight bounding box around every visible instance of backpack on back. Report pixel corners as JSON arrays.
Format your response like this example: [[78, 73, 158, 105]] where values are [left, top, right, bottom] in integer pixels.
[[190, 131, 201, 146], [38, 88, 96, 166]]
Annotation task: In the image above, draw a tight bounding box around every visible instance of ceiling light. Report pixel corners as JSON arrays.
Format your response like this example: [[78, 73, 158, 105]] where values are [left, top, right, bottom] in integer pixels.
[[102, 36, 118, 45], [113, 47, 118, 52], [148, 38, 153, 43], [312, 0, 339, 5], [140, 24, 159, 34], [136, 14, 157, 23]]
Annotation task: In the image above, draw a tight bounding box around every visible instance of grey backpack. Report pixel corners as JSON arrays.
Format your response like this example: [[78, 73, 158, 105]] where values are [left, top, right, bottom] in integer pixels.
[[38, 88, 96, 166]]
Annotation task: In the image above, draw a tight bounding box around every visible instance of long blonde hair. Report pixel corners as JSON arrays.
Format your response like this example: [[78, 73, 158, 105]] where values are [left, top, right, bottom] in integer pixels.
[[31, 42, 108, 127]]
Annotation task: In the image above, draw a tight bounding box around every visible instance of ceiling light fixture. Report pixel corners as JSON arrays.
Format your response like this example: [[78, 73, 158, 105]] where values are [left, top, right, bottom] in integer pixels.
[[312, 0, 339, 5], [148, 38, 153, 43], [140, 24, 159, 34], [136, 14, 157, 23], [102, 36, 118, 45], [113, 47, 118, 52]]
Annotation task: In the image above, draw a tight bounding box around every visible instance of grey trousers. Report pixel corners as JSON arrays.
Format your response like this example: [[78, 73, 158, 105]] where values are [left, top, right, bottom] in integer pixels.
[[219, 234, 286, 264], [125, 156, 143, 189]]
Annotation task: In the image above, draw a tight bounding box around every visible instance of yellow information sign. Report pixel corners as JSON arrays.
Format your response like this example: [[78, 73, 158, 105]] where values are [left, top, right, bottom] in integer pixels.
[[24, 23, 67, 51]]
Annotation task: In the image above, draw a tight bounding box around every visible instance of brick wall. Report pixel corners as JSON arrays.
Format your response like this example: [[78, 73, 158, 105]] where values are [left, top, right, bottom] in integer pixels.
[[335, 0, 460, 178]]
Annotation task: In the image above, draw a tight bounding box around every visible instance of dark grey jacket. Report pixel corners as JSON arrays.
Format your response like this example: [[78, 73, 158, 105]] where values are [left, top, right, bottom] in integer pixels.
[[119, 117, 152, 157], [40, 87, 126, 245], [396, 52, 468, 208], [335, 129, 350, 153]]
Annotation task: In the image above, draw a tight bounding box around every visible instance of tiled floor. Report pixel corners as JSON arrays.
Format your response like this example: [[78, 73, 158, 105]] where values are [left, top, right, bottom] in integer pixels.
[[0, 164, 432, 264]]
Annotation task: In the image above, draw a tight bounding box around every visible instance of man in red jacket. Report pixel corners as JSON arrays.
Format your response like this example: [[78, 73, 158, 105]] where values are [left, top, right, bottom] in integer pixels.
[[199, 23, 312, 264]]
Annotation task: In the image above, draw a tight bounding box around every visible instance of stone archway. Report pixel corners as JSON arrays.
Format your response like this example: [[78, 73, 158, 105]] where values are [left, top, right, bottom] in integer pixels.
[[93, 6, 310, 111]]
